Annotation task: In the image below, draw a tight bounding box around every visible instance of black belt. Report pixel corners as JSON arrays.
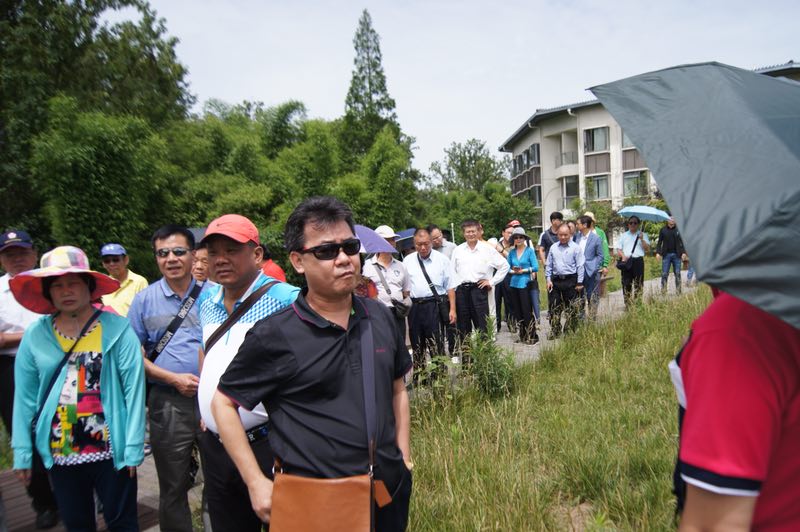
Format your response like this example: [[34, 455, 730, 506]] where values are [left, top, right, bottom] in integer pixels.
[[212, 422, 269, 444], [552, 273, 578, 280], [459, 282, 479, 289], [411, 296, 438, 303]]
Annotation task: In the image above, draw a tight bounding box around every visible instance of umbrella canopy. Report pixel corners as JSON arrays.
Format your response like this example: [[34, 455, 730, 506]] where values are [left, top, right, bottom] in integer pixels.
[[591, 61, 800, 328], [618, 205, 670, 222], [354, 224, 397, 254], [395, 228, 416, 252]]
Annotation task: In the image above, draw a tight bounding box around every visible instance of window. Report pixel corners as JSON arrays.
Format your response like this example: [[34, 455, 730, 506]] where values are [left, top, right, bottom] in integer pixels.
[[530, 185, 542, 207], [564, 176, 579, 198], [529, 143, 540, 165], [523, 150, 530, 167], [622, 131, 635, 149], [584, 127, 609, 152], [624, 170, 649, 197], [512, 157, 517, 175], [516, 155, 524, 174], [586, 174, 609, 200]]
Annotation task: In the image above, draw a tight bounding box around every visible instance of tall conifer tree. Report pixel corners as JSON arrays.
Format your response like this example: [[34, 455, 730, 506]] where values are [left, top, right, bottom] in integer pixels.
[[341, 9, 398, 165]]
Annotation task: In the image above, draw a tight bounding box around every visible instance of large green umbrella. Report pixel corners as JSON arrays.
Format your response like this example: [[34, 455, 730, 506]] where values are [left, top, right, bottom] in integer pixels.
[[591, 62, 800, 328]]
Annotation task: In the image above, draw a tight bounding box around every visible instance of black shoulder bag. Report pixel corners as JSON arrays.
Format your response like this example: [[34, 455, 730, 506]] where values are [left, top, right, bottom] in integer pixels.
[[615, 234, 639, 272], [417, 255, 450, 324], [373, 264, 411, 319], [30, 308, 103, 461]]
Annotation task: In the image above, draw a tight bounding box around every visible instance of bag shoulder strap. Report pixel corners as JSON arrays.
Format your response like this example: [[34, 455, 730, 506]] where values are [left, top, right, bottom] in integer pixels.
[[359, 312, 377, 469], [204, 280, 278, 354], [148, 280, 204, 362], [32, 308, 103, 432], [372, 262, 392, 296], [628, 233, 639, 256], [417, 255, 438, 297]]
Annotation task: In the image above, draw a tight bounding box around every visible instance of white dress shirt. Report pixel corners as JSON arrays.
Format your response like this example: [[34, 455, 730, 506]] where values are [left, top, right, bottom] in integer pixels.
[[451, 241, 510, 287]]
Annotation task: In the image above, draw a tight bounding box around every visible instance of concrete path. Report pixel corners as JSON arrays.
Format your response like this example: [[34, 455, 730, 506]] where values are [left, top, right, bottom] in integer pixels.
[[496, 271, 696, 364]]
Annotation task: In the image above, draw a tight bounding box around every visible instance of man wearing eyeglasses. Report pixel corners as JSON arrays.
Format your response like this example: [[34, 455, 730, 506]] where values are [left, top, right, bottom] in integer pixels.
[[212, 197, 412, 530], [195, 214, 299, 532], [128, 225, 209, 532], [99, 243, 148, 316], [615, 216, 651, 308]]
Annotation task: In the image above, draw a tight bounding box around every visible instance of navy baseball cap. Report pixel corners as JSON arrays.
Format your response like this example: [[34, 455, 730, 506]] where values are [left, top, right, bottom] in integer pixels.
[[0, 230, 33, 252], [100, 243, 127, 256]]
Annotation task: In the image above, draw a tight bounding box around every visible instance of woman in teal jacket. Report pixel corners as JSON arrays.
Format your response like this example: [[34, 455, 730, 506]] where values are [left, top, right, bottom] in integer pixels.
[[10, 246, 145, 531], [507, 227, 539, 344]]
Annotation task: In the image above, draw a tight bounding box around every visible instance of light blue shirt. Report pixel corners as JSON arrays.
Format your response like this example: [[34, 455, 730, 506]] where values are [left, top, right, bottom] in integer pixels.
[[545, 240, 585, 283], [128, 277, 208, 378], [403, 249, 456, 298], [615, 230, 650, 259]]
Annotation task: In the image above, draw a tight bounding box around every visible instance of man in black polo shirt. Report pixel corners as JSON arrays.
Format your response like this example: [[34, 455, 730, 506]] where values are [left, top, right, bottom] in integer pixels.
[[211, 196, 413, 530]]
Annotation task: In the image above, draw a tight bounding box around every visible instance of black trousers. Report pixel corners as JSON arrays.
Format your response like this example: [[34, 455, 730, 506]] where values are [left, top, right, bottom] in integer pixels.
[[375, 469, 412, 531], [621, 257, 645, 308], [508, 286, 537, 342], [549, 274, 579, 336], [198, 430, 274, 532], [494, 275, 512, 330], [455, 285, 490, 340], [408, 300, 444, 382], [0, 356, 58, 513]]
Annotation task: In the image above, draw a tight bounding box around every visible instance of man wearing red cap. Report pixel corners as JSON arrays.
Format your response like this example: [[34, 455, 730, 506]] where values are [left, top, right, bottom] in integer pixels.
[[195, 214, 299, 532]]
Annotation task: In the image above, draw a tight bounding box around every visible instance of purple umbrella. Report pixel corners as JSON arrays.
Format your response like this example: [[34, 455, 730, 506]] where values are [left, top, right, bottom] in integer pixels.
[[354, 224, 397, 253]]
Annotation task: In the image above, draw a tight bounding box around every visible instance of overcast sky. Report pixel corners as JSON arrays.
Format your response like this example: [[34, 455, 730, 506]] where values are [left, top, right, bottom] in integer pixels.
[[125, 0, 797, 172]]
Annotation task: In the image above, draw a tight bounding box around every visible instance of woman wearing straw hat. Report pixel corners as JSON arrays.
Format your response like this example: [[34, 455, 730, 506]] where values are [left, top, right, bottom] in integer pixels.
[[9, 246, 145, 531], [507, 227, 539, 345]]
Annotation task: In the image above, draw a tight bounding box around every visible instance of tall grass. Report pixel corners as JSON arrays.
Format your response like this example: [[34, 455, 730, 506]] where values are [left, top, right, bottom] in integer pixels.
[[409, 287, 711, 530]]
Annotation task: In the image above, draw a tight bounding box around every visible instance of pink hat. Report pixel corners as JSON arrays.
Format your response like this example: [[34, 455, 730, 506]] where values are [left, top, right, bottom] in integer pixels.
[[202, 214, 260, 245], [10, 246, 120, 314]]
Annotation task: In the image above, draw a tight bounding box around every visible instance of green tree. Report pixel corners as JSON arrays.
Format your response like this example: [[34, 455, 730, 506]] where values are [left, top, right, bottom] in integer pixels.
[[30, 96, 167, 273], [0, 0, 192, 239], [340, 9, 399, 166], [429, 139, 510, 192]]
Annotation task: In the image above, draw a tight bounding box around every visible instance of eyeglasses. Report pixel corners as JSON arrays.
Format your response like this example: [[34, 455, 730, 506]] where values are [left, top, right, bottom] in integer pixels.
[[155, 247, 190, 258], [102, 256, 123, 263], [298, 238, 361, 260]]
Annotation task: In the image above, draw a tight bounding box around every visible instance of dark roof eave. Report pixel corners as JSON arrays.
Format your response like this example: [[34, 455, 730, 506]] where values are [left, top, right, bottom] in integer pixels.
[[498, 100, 601, 152]]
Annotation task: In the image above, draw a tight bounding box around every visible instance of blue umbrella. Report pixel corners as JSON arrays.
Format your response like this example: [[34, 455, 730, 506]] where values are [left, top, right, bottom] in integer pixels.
[[618, 205, 670, 222], [354, 225, 397, 254]]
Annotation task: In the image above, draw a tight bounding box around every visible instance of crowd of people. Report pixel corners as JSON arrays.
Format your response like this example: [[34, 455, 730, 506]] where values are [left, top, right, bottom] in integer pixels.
[[0, 199, 695, 531]]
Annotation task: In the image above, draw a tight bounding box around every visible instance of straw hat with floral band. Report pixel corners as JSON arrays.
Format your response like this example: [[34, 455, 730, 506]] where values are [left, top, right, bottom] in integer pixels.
[[10, 246, 120, 315]]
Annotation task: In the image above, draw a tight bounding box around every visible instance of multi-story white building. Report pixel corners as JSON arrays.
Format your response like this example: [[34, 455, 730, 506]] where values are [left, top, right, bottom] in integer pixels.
[[499, 61, 800, 232]]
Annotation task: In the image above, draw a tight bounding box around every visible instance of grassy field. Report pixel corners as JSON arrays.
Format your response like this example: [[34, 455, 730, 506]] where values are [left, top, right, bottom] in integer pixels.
[[409, 286, 711, 531]]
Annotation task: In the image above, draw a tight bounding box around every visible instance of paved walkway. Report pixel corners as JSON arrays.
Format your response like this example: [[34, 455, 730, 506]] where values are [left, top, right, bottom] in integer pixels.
[[3, 272, 694, 531], [496, 271, 695, 364]]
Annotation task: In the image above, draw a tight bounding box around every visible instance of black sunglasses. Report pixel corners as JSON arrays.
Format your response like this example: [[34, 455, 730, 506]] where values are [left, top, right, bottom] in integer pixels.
[[155, 247, 190, 258], [102, 256, 123, 263], [299, 238, 361, 260]]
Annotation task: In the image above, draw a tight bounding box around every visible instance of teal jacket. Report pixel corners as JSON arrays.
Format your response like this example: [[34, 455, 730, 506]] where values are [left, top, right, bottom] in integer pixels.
[[12, 311, 146, 470]]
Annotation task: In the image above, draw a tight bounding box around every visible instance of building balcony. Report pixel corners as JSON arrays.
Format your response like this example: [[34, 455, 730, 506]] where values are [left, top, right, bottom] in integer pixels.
[[555, 151, 578, 168]]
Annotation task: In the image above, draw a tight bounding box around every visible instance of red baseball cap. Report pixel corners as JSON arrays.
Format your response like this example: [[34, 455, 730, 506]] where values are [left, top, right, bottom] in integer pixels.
[[202, 214, 260, 245], [506, 219, 521, 228]]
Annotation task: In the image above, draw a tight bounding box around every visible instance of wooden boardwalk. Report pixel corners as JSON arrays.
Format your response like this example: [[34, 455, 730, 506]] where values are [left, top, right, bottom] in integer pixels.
[[0, 470, 158, 532]]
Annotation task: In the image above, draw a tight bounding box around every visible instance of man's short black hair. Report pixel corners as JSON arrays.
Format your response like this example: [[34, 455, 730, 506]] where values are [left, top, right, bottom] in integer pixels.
[[151, 225, 195, 251], [284, 196, 355, 252], [260, 243, 272, 260], [413, 228, 430, 238], [578, 215, 593, 227], [425, 224, 441, 234], [42, 273, 95, 304], [460, 219, 480, 230], [550, 211, 564, 222]]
